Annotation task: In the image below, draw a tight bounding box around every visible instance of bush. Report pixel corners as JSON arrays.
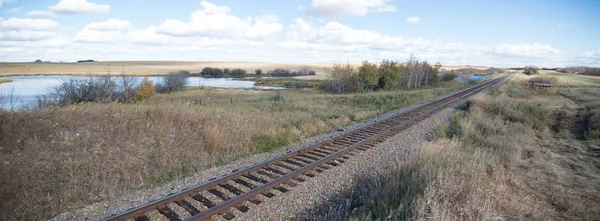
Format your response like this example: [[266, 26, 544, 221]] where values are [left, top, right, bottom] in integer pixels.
[[223, 68, 231, 76], [50, 77, 118, 106], [523, 66, 539, 75], [133, 77, 155, 102], [585, 109, 600, 139], [529, 76, 558, 85], [201, 67, 224, 77], [440, 71, 458, 82], [270, 67, 316, 77], [230, 68, 247, 77], [255, 69, 263, 75], [378, 60, 400, 89], [323, 63, 357, 93], [155, 71, 188, 93], [358, 61, 379, 91], [271, 68, 292, 77]]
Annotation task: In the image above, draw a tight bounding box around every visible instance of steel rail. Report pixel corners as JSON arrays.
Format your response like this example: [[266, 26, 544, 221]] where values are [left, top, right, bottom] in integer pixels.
[[104, 75, 508, 221]]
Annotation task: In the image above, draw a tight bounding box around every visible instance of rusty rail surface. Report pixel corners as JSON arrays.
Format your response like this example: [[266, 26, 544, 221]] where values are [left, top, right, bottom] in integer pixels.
[[104, 75, 508, 221]]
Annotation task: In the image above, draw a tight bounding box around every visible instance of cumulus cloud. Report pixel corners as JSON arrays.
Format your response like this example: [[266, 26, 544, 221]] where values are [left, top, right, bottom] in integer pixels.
[[0, 30, 57, 41], [74, 19, 131, 43], [155, 1, 282, 39], [0, 18, 59, 30], [406, 17, 420, 23], [300, 0, 396, 17], [86, 19, 132, 31], [0, 17, 63, 43], [27, 10, 57, 18], [49, 0, 110, 14], [287, 18, 425, 49]]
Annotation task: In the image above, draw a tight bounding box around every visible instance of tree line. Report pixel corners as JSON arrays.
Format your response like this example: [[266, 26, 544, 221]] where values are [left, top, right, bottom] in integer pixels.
[[323, 56, 442, 93]]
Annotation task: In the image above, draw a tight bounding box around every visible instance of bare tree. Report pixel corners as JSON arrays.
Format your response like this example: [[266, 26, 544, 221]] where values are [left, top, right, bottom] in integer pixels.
[[118, 66, 138, 102]]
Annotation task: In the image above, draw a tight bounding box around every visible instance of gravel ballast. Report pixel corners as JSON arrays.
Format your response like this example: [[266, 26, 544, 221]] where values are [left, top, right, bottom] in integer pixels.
[[51, 96, 460, 220], [233, 107, 456, 220]]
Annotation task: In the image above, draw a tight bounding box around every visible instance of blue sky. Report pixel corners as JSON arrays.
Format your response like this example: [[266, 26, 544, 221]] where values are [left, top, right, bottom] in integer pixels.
[[0, 0, 598, 67]]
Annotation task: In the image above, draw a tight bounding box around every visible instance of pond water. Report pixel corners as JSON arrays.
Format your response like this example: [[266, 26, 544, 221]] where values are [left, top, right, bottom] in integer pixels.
[[0, 75, 283, 109], [455, 74, 488, 83]]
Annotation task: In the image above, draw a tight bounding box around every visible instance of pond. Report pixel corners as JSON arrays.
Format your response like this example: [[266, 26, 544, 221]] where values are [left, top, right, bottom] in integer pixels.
[[0, 75, 283, 109], [455, 74, 488, 83]]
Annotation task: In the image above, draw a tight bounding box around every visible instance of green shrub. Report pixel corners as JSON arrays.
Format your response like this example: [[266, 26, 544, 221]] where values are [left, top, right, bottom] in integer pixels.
[[201, 67, 224, 77], [523, 66, 539, 75], [250, 134, 289, 153], [585, 109, 600, 139], [230, 68, 246, 77], [358, 61, 379, 91], [378, 60, 400, 89], [441, 72, 458, 82], [255, 69, 263, 75]]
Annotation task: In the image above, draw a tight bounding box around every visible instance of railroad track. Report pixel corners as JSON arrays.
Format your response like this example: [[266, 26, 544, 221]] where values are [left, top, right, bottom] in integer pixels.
[[105, 75, 508, 221]]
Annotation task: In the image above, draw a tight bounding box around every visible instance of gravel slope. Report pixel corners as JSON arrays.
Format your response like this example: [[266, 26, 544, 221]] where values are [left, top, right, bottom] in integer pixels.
[[51, 96, 457, 221]]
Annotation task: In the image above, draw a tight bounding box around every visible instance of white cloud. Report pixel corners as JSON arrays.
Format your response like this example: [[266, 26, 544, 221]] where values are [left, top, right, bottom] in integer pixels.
[[155, 1, 282, 39], [0, 18, 59, 30], [300, 0, 396, 17], [0, 30, 57, 41], [489, 43, 560, 58], [0, 0, 13, 8], [27, 10, 57, 18], [578, 49, 600, 66], [74, 19, 131, 43], [246, 15, 283, 39], [48, 0, 110, 14], [287, 18, 424, 50], [86, 19, 132, 31], [406, 17, 420, 23], [199, 0, 230, 14]]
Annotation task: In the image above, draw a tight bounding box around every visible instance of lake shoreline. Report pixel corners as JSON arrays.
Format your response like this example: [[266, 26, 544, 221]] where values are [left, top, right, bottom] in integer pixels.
[[0, 78, 12, 84]]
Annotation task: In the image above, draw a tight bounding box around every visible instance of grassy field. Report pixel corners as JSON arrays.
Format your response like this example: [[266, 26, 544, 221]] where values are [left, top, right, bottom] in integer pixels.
[[349, 72, 600, 220], [0, 79, 473, 220], [0, 61, 333, 76], [0, 61, 488, 78]]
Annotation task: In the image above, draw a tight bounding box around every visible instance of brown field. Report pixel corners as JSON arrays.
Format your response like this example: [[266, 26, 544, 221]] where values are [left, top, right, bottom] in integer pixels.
[[0, 61, 490, 78], [0, 61, 332, 76]]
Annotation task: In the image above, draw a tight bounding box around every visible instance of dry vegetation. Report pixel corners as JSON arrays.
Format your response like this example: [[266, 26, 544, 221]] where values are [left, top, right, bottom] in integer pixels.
[[0, 61, 333, 76], [348, 74, 600, 220], [0, 80, 472, 220]]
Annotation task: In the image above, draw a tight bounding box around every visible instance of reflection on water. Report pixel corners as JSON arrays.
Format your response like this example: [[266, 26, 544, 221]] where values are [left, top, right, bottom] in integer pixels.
[[0, 75, 283, 109], [455, 74, 487, 83]]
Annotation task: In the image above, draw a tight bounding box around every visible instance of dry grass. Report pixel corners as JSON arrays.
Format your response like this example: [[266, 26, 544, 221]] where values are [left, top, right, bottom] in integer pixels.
[[0, 82, 468, 220], [0, 62, 493, 79], [0, 78, 11, 84], [0, 61, 333, 76], [350, 78, 600, 221]]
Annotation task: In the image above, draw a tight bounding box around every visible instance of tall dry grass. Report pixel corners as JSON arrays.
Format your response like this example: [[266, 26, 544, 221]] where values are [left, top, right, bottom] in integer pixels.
[[0, 83, 468, 220], [350, 80, 600, 221]]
